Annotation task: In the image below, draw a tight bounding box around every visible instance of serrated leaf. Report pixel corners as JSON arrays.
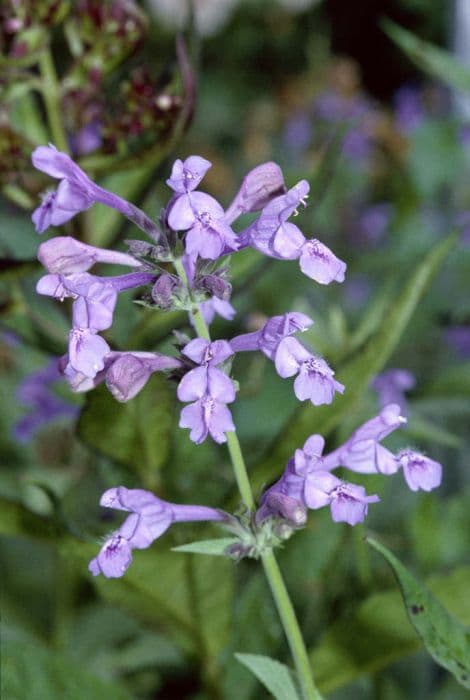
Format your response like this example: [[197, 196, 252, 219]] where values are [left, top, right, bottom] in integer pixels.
[[309, 565, 470, 694], [250, 231, 457, 494], [367, 538, 470, 689], [77, 375, 174, 487], [172, 538, 238, 556], [383, 20, 470, 93], [235, 653, 301, 700]]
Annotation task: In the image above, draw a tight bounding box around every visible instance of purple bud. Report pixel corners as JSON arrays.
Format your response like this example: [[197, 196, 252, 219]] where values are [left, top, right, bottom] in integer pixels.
[[197, 274, 232, 300], [106, 352, 182, 402], [38, 237, 140, 274], [151, 274, 181, 308], [224, 162, 287, 224]]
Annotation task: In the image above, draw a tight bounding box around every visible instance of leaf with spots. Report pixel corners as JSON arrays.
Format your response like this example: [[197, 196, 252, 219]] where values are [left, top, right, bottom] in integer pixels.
[[367, 537, 470, 690]]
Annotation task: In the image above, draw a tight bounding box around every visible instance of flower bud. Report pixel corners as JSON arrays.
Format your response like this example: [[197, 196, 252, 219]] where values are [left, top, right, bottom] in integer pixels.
[[151, 273, 181, 309], [224, 162, 286, 224]]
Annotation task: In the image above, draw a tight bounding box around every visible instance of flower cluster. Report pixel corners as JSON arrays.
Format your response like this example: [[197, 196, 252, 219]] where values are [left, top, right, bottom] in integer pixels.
[[30, 145, 443, 578], [256, 404, 442, 527]]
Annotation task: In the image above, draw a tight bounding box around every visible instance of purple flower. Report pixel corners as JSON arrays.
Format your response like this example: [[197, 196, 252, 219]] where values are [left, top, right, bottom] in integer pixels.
[[293, 434, 326, 475], [177, 365, 236, 444], [38, 236, 140, 274], [32, 145, 160, 238], [244, 181, 309, 260], [256, 458, 307, 525], [166, 155, 212, 194], [224, 162, 286, 224], [298, 238, 346, 284], [68, 329, 110, 377], [105, 352, 182, 402], [393, 86, 424, 133], [182, 338, 233, 366], [322, 404, 406, 475], [89, 486, 225, 578], [372, 369, 416, 413], [355, 204, 392, 247], [70, 122, 102, 156], [274, 337, 344, 406], [167, 191, 239, 260], [397, 450, 442, 492], [230, 311, 313, 359], [303, 471, 380, 525], [13, 358, 79, 442]]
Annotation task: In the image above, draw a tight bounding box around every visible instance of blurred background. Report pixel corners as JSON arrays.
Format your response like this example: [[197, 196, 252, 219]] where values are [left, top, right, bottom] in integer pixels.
[[1, 1, 469, 699]]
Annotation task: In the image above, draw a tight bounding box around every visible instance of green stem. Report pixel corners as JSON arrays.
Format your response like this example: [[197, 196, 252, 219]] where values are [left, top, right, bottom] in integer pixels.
[[38, 48, 69, 152], [173, 258, 322, 699]]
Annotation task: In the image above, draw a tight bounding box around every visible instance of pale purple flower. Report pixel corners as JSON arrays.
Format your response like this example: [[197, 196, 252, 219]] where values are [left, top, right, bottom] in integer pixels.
[[397, 449, 442, 492], [322, 404, 406, 475], [293, 434, 326, 475], [167, 190, 239, 260], [274, 337, 344, 406], [224, 162, 286, 224], [89, 486, 225, 578], [230, 311, 313, 359], [303, 471, 380, 525], [70, 122, 102, 156], [256, 458, 307, 525], [355, 204, 392, 247], [372, 369, 416, 413], [68, 328, 110, 377], [166, 155, 212, 194], [38, 236, 140, 274], [244, 181, 309, 260], [182, 338, 233, 367], [105, 352, 182, 402], [32, 145, 161, 239], [394, 86, 424, 133], [177, 365, 236, 444], [298, 238, 346, 284]]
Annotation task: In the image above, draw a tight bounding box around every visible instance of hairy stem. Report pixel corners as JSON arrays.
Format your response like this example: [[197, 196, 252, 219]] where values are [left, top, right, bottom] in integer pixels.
[[38, 49, 69, 153], [174, 257, 322, 699]]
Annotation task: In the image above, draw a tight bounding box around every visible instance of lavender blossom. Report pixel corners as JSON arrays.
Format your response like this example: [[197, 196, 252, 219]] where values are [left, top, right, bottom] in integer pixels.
[[167, 190, 239, 260], [89, 486, 226, 578], [274, 337, 344, 406], [199, 297, 236, 326], [32, 145, 161, 239], [166, 155, 212, 194], [224, 162, 286, 224], [303, 471, 380, 525], [397, 450, 442, 492], [230, 312, 313, 359], [298, 239, 346, 284], [321, 404, 406, 474]]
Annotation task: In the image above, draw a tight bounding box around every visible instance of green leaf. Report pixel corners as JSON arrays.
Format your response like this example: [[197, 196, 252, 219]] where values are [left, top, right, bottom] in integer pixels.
[[383, 20, 470, 93], [250, 231, 457, 495], [3, 639, 133, 700], [78, 376, 174, 487], [235, 653, 301, 700], [172, 538, 238, 556], [309, 565, 470, 694], [367, 538, 470, 689]]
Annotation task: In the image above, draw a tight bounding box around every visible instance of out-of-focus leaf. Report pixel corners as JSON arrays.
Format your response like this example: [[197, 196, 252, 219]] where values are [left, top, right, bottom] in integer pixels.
[[66, 538, 234, 661], [383, 20, 470, 92], [4, 639, 133, 700], [251, 231, 457, 493], [172, 538, 238, 556], [0, 497, 53, 539], [309, 565, 470, 694], [367, 538, 470, 690], [235, 653, 301, 700], [406, 415, 462, 448], [0, 258, 38, 280], [78, 376, 174, 487]]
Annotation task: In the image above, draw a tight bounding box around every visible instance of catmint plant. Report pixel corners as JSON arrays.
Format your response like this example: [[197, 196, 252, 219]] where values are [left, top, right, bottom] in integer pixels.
[[31, 146, 444, 699]]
